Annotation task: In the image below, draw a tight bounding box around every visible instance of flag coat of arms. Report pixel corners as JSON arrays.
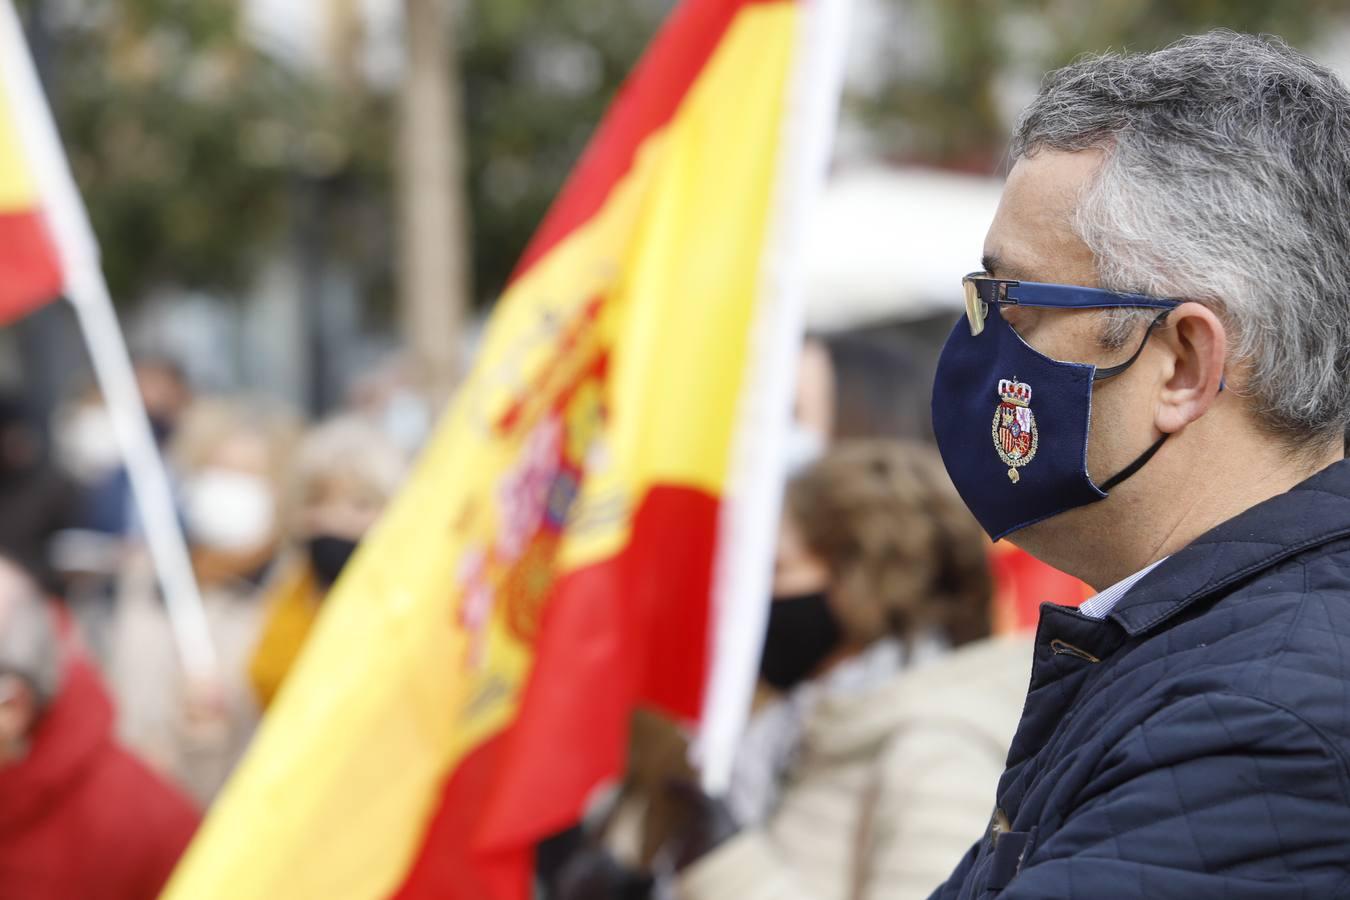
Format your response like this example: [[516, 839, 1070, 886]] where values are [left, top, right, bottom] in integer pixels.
[[164, 0, 848, 897], [994, 378, 1037, 481]]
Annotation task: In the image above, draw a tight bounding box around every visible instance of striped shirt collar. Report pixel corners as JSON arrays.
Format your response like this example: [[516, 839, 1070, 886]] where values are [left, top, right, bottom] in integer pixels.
[[1079, 558, 1169, 620]]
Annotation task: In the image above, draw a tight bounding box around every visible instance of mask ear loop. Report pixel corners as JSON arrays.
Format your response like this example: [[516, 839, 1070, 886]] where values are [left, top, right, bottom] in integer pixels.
[[1092, 308, 1175, 492], [1100, 434, 1169, 492], [1092, 308, 1173, 382]]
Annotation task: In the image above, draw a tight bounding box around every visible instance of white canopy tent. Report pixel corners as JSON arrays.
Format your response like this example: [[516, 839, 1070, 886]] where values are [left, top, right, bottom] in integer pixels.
[[803, 165, 1004, 331]]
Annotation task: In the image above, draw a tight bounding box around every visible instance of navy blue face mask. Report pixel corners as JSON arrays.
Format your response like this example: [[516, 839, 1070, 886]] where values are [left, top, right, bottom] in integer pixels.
[[932, 273, 1180, 541]]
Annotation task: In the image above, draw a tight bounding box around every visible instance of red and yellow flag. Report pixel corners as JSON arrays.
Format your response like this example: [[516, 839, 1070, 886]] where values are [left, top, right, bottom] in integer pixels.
[[164, 1, 845, 897], [0, 21, 62, 322]]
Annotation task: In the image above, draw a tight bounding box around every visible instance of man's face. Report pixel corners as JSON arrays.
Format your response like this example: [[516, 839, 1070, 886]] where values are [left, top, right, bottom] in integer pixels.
[[982, 150, 1170, 541]]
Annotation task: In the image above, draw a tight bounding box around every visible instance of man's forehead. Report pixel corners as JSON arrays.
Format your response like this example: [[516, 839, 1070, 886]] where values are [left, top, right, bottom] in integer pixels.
[[983, 149, 1102, 286]]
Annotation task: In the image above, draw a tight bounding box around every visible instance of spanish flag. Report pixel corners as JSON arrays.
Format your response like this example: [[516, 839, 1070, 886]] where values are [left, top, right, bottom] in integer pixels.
[[164, 0, 848, 897], [0, 6, 64, 322]]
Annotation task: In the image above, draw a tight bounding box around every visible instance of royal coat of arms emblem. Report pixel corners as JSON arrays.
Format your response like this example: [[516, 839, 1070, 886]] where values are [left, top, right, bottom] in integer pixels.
[[992, 378, 1037, 483]]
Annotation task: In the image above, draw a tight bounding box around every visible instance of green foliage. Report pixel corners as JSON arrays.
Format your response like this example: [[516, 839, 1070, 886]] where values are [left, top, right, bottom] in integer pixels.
[[854, 0, 1347, 171], [24, 0, 1340, 311], [22, 0, 669, 310], [23, 0, 393, 305]]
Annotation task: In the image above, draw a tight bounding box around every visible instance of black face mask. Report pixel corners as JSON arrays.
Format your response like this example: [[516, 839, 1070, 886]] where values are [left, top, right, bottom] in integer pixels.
[[148, 414, 175, 447], [307, 535, 359, 589], [759, 591, 844, 691]]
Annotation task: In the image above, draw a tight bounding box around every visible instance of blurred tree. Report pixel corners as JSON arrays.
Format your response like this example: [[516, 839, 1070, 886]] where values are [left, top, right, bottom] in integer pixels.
[[17, 0, 675, 313], [21, 0, 1343, 316], [396, 0, 470, 396], [854, 0, 1348, 172], [15, 0, 394, 307], [457, 0, 674, 304]]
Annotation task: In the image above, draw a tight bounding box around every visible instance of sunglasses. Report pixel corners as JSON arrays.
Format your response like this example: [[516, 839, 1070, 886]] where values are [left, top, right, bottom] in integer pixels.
[[962, 271, 1179, 337]]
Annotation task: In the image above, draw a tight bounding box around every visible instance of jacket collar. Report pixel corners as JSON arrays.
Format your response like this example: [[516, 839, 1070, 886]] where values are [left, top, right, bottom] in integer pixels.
[[1110, 458, 1350, 637]]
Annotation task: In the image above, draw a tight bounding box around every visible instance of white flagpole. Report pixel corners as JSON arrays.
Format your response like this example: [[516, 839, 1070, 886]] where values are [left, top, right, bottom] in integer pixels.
[[0, 0, 216, 678], [694, 0, 852, 794], [66, 271, 219, 679]]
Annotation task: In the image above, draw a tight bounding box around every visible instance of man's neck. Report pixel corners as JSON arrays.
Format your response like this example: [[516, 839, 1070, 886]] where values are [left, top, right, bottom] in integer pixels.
[[1020, 434, 1344, 590]]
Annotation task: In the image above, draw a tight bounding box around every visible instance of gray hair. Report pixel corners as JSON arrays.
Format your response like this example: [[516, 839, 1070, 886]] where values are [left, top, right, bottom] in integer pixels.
[[1012, 29, 1350, 442], [0, 560, 61, 709], [294, 415, 407, 503]]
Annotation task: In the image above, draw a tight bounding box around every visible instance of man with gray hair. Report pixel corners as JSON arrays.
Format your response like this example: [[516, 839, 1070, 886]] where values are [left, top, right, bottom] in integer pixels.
[[928, 30, 1350, 897], [0, 555, 199, 899]]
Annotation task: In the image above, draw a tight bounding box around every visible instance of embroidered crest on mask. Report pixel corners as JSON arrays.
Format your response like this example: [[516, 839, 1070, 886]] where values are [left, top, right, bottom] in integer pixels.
[[992, 378, 1037, 483]]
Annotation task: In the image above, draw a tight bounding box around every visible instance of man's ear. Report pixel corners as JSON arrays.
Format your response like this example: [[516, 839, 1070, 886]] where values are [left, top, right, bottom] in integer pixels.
[[1154, 302, 1227, 434]]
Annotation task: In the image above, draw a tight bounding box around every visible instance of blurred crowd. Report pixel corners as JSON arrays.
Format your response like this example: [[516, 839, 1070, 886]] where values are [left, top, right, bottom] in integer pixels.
[[0, 332, 1064, 900], [0, 352, 418, 897]]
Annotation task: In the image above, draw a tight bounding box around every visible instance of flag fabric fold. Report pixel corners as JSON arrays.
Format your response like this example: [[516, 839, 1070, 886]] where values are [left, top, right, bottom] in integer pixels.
[[164, 1, 846, 897], [0, 38, 62, 321]]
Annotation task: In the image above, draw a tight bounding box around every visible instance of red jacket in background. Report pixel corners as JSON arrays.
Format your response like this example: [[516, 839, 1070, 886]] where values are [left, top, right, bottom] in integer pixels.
[[989, 541, 1093, 633], [0, 651, 200, 900]]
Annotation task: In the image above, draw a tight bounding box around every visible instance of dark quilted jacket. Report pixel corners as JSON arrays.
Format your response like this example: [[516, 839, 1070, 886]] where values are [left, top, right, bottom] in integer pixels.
[[930, 460, 1350, 899]]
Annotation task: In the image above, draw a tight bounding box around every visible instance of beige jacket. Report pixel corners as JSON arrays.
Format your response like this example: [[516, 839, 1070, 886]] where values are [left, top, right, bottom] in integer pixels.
[[680, 634, 1033, 900], [105, 554, 264, 807]]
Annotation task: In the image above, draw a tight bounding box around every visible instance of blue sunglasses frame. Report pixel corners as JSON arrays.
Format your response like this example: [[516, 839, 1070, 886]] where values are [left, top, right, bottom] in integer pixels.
[[962, 271, 1179, 338]]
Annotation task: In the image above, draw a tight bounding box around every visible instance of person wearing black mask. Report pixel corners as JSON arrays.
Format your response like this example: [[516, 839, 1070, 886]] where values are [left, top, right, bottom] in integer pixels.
[[248, 416, 407, 709], [538, 443, 1035, 900], [659, 441, 1034, 900]]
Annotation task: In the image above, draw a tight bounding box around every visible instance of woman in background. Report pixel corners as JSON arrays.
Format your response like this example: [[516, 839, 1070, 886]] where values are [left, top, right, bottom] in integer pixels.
[[547, 441, 1033, 900], [248, 415, 407, 709], [669, 440, 1033, 900], [106, 397, 296, 806]]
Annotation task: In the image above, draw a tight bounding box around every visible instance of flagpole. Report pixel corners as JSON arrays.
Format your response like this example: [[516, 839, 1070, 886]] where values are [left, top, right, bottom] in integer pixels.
[[66, 272, 218, 678], [0, 0, 216, 678], [695, 0, 852, 794]]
